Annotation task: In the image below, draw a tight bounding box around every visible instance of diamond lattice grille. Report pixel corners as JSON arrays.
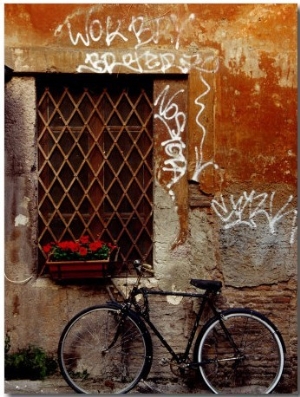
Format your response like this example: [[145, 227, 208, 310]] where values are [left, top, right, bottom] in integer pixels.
[[37, 75, 153, 264]]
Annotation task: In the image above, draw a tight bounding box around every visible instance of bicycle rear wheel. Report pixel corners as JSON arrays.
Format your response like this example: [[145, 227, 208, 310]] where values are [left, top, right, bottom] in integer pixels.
[[195, 308, 285, 394], [58, 304, 153, 394]]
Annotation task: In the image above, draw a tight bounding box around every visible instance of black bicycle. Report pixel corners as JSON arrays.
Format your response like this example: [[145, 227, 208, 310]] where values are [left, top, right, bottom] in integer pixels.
[[58, 260, 285, 394]]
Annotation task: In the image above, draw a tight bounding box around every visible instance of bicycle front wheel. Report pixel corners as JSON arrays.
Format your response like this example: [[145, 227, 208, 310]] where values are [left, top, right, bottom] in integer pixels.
[[58, 304, 153, 394], [196, 308, 285, 394]]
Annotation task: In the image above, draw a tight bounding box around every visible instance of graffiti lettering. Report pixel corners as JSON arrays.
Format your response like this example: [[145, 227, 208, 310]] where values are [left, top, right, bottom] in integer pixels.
[[128, 16, 160, 49], [66, 14, 195, 50], [64, 12, 219, 187], [154, 85, 187, 190], [211, 191, 297, 244], [67, 17, 129, 47], [77, 50, 218, 75]]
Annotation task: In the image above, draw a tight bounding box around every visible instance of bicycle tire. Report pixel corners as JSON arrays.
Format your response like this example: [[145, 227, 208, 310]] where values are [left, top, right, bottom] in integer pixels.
[[194, 308, 285, 394], [58, 303, 153, 394]]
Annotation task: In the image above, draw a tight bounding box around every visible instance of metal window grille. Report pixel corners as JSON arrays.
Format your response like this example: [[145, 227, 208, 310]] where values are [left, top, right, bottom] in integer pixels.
[[37, 75, 153, 264]]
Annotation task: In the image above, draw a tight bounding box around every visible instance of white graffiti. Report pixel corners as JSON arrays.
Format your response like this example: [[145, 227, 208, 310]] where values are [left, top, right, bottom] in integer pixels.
[[154, 85, 187, 190], [128, 15, 195, 50], [77, 50, 218, 75], [211, 191, 297, 244], [65, 13, 195, 50], [64, 12, 219, 75], [192, 69, 219, 182], [56, 9, 297, 250], [62, 11, 220, 185], [67, 17, 128, 47]]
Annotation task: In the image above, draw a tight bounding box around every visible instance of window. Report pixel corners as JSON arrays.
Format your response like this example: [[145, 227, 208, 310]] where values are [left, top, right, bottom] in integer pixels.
[[37, 75, 153, 264]]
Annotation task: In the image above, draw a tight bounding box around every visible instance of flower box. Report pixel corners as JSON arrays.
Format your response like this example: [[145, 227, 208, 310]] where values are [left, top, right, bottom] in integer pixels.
[[46, 259, 115, 280], [43, 236, 120, 280]]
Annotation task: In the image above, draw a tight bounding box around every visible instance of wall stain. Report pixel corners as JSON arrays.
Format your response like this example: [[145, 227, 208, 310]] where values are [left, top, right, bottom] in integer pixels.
[[13, 295, 20, 316]]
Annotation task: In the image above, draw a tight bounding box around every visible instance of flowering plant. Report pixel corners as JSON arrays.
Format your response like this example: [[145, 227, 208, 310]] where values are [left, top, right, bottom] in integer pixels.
[[43, 236, 116, 262]]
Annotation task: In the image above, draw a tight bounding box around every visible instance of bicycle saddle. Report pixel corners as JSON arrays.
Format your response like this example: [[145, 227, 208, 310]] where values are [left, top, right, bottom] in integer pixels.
[[190, 279, 222, 292]]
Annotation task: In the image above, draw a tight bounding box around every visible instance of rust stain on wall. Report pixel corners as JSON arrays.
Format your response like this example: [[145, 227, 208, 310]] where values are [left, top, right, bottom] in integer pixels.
[[12, 295, 20, 316]]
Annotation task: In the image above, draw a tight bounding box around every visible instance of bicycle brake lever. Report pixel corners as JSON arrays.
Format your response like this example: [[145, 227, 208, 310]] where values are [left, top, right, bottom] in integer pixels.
[[133, 260, 154, 275], [142, 263, 155, 274]]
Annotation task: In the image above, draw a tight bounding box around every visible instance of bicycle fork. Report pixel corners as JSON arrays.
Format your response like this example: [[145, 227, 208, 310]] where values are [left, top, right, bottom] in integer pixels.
[[101, 305, 130, 354]]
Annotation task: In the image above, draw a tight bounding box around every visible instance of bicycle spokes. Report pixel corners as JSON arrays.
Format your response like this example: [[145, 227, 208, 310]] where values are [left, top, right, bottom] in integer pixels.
[[198, 311, 284, 394]]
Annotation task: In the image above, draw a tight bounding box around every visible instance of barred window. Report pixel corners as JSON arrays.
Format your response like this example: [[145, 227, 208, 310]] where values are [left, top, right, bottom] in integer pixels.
[[37, 74, 153, 265]]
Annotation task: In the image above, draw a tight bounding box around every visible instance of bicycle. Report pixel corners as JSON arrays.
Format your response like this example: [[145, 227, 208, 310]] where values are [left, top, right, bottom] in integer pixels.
[[58, 260, 285, 394]]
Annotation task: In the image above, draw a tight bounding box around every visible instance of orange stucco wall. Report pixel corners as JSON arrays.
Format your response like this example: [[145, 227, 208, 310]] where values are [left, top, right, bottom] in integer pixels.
[[5, 3, 297, 189]]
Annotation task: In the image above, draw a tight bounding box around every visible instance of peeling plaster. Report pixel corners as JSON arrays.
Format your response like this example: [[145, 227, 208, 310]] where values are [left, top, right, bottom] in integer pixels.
[[14, 214, 28, 227], [221, 38, 267, 79]]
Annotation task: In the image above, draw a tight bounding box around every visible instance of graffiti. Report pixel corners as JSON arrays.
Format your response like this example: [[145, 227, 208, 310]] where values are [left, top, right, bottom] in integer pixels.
[[64, 12, 218, 75], [62, 10, 220, 185], [65, 13, 195, 50], [67, 17, 128, 47], [211, 190, 297, 244], [77, 50, 218, 74], [54, 8, 297, 253], [192, 72, 219, 182], [154, 85, 187, 190], [128, 14, 194, 50]]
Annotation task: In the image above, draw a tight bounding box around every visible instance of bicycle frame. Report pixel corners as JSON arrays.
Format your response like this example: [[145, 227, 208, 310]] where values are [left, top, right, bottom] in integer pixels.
[[121, 285, 222, 367], [59, 263, 285, 395]]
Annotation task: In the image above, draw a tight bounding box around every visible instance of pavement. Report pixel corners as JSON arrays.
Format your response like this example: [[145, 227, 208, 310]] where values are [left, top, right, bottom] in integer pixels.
[[5, 378, 297, 395], [5, 379, 74, 395], [4, 378, 211, 395]]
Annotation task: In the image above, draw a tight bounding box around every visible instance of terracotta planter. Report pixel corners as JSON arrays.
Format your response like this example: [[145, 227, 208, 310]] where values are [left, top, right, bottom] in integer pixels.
[[46, 259, 115, 280]]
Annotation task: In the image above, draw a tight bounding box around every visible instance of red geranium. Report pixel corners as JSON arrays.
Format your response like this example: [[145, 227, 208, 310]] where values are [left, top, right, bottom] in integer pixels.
[[89, 241, 103, 252], [79, 247, 88, 256], [79, 236, 90, 244], [42, 243, 53, 254], [42, 235, 116, 262]]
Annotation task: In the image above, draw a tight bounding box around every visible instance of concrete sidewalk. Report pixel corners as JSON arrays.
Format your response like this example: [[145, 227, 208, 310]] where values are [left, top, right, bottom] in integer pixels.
[[4, 378, 210, 394], [5, 379, 74, 394], [4, 379, 297, 395]]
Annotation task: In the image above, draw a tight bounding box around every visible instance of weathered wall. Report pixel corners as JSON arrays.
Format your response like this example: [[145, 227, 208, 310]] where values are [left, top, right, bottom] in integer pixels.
[[5, 4, 297, 392]]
